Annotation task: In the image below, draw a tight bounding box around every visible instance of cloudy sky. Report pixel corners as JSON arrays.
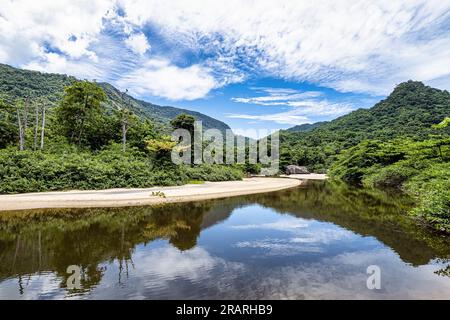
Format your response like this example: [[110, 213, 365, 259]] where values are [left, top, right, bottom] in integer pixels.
[[1, 0, 450, 131]]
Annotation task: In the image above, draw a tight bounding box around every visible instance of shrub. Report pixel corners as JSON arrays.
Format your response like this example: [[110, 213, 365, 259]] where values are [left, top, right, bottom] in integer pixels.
[[183, 164, 243, 182], [363, 164, 416, 189], [410, 179, 450, 233], [0, 146, 187, 194]]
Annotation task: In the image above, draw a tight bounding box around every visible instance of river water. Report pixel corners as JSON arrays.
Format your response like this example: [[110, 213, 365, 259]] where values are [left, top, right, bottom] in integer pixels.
[[0, 181, 449, 299]]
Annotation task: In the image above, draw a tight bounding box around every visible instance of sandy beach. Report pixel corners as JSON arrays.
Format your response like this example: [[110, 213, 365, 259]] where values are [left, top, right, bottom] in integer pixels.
[[0, 177, 307, 212]]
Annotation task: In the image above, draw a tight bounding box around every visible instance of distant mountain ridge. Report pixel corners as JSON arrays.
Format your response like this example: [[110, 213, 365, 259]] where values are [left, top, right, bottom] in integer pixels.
[[284, 80, 450, 144], [280, 80, 450, 171], [0, 64, 231, 133], [287, 122, 328, 133]]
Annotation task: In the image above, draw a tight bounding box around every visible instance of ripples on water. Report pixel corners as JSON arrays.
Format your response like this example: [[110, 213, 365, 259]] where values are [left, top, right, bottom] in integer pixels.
[[0, 181, 449, 299]]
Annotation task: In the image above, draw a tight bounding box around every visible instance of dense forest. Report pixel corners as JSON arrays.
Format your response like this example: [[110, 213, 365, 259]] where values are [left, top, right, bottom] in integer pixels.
[[0, 66, 245, 194], [0, 64, 231, 133], [280, 81, 449, 232]]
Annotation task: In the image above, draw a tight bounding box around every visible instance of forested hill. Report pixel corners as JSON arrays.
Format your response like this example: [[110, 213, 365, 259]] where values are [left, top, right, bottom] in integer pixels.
[[284, 81, 450, 144], [286, 121, 328, 133], [0, 64, 231, 133], [280, 80, 450, 171]]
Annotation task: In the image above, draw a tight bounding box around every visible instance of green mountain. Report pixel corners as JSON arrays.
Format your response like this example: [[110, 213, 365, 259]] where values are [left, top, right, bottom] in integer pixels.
[[286, 121, 328, 133], [0, 64, 231, 133], [281, 81, 450, 171]]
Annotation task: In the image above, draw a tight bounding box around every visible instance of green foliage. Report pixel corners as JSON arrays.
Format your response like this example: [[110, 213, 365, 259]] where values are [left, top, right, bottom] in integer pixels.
[[433, 117, 450, 129], [406, 162, 450, 233], [146, 137, 177, 160], [187, 180, 205, 184], [183, 164, 244, 182], [329, 139, 407, 184], [363, 164, 415, 188], [151, 191, 167, 198], [0, 75, 243, 194], [0, 145, 190, 194], [55, 81, 107, 147], [329, 129, 450, 232], [281, 81, 450, 171], [0, 99, 16, 148], [0, 64, 231, 133], [170, 113, 196, 132]]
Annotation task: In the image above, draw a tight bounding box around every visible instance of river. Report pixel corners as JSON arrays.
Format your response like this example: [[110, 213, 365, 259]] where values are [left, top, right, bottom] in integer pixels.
[[0, 181, 449, 299]]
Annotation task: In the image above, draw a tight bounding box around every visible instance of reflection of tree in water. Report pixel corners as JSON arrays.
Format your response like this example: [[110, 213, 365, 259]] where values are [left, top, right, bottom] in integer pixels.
[[1, 181, 450, 296], [435, 265, 450, 277], [0, 201, 213, 294], [243, 181, 450, 266], [143, 203, 206, 251], [434, 258, 450, 278]]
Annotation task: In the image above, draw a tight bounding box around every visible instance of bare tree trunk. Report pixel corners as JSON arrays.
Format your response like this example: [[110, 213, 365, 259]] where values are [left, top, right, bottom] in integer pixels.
[[40, 106, 46, 150], [24, 98, 29, 131], [38, 230, 42, 271], [34, 104, 39, 150], [122, 120, 127, 152], [78, 93, 89, 146], [16, 106, 24, 151], [78, 119, 85, 147]]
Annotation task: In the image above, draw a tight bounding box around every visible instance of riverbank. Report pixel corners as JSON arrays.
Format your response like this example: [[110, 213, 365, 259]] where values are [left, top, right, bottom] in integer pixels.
[[0, 177, 303, 211]]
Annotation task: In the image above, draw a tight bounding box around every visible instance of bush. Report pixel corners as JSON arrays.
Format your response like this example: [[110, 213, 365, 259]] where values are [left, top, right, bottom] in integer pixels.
[[363, 164, 416, 189], [0, 145, 187, 194], [410, 179, 450, 233], [183, 164, 243, 182], [0, 144, 246, 194], [405, 162, 450, 232]]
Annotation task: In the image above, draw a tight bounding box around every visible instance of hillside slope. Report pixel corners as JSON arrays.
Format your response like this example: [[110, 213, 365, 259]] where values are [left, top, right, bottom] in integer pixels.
[[281, 81, 450, 171], [0, 64, 230, 133], [286, 121, 328, 133]]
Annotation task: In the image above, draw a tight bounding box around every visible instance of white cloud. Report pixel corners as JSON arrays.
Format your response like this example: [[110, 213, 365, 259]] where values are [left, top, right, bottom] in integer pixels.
[[124, 33, 151, 55], [232, 88, 323, 105], [0, 0, 115, 63], [118, 0, 450, 95], [116, 59, 218, 100], [228, 112, 310, 126], [228, 87, 354, 124], [2, 0, 450, 101], [23, 52, 106, 80]]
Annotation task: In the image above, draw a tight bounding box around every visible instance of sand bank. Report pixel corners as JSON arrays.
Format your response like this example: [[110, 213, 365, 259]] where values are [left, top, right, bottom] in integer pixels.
[[0, 177, 303, 211]]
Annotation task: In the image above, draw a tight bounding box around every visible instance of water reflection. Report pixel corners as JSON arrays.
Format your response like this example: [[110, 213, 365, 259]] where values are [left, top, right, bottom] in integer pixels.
[[0, 181, 449, 299]]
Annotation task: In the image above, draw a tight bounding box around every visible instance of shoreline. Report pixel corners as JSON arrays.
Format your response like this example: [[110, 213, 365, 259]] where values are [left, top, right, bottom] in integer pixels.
[[0, 177, 308, 212]]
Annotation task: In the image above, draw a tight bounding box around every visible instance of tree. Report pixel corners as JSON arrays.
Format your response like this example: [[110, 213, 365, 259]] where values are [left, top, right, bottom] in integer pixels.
[[16, 100, 25, 151], [433, 117, 450, 130], [33, 101, 39, 150], [118, 90, 138, 152], [0, 99, 16, 149], [170, 114, 196, 133], [146, 137, 177, 160], [56, 81, 106, 146], [430, 117, 450, 159], [40, 104, 46, 150], [170, 114, 196, 164]]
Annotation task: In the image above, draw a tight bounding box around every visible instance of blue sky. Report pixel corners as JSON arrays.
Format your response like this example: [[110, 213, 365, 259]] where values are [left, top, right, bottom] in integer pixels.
[[1, 0, 450, 131]]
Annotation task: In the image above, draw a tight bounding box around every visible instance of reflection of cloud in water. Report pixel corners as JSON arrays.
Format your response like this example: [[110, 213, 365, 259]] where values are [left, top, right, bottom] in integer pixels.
[[230, 219, 308, 231], [122, 247, 450, 299], [231, 248, 450, 299], [0, 272, 66, 300], [131, 246, 243, 283], [4, 247, 449, 299], [233, 223, 355, 256], [86, 245, 245, 299], [236, 239, 323, 255]]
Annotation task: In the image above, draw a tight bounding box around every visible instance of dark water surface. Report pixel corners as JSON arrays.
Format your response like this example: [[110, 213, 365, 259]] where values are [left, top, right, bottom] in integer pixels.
[[1, 181, 450, 299]]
